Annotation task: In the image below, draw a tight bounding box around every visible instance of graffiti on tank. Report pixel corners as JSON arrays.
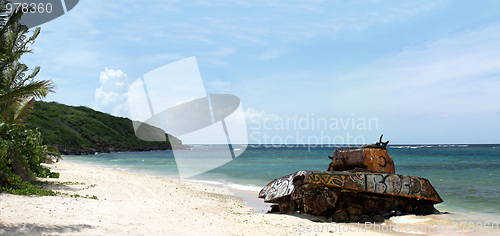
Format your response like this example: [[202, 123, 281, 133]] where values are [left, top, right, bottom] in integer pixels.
[[258, 170, 306, 202], [303, 172, 441, 202]]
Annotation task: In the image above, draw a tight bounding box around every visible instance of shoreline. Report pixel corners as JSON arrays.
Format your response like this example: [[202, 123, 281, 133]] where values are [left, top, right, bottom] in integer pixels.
[[2, 161, 497, 235], [56, 145, 190, 156], [0, 161, 394, 235], [63, 156, 272, 214]]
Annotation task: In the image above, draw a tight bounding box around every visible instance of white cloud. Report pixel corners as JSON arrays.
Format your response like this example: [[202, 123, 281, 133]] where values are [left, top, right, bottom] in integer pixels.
[[94, 67, 130, 117], [244, 107, 281, 123], [244, 107, 265, 120], [99, 67, 127, 83]]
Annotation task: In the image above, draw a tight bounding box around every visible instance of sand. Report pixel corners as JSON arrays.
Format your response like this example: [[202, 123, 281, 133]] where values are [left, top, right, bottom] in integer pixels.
[[0, 161, 399, 236]]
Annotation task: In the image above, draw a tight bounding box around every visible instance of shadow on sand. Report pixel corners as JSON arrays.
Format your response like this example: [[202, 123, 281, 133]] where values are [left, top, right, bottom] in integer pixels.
[[0, 223, 93, 236]]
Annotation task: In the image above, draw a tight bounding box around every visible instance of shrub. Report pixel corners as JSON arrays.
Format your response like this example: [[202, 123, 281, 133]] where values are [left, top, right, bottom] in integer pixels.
[[0, 123, 58, 195]]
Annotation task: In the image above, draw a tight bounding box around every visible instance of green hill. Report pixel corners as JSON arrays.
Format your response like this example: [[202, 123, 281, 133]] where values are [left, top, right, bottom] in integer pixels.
[[25, 101, 186, 155]]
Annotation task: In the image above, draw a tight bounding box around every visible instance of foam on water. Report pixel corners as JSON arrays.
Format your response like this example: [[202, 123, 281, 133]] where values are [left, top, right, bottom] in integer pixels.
[[225, 183, 263, 192], [389, 215, 430, 224], [185, 179, 225, 186], [186, 178, 263, 192]]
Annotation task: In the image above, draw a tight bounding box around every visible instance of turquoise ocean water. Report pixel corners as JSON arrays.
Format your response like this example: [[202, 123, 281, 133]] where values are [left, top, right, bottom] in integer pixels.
[[65, 144, 500, 227]]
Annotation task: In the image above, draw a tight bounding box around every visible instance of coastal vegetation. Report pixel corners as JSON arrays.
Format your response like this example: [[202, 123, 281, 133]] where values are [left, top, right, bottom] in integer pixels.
[[0, 3, 186, 196], [26, 101, 185, 155], [0, 4, 58, 195]]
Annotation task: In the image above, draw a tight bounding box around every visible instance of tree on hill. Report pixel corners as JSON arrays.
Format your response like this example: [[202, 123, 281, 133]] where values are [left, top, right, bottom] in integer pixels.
[[26, 101, 186, 155], [0, 3, 58, 195]]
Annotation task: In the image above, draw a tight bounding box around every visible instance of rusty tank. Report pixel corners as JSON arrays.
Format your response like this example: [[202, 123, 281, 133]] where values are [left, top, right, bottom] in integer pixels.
[[258, 135, 443, 223]]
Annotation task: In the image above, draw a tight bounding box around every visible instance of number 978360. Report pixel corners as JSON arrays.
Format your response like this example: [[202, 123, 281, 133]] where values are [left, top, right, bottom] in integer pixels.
[[450, 222, 499, 233], [5, 2, 53, 14]]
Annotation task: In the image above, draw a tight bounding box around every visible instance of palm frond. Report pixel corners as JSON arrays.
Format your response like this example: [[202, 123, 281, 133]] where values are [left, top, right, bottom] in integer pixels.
[[9, 95, 34, 124], [0, 2, 55, 124]]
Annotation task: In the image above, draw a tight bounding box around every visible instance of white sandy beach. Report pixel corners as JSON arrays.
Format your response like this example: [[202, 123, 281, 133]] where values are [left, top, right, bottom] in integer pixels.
[[0, 161, 406, 235]]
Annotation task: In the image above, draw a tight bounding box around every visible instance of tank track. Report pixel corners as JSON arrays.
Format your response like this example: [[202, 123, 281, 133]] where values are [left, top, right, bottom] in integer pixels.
[[270, 185, 439, 223]]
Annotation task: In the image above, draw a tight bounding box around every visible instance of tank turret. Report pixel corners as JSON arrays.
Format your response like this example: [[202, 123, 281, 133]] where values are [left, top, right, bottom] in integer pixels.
[[328, 135, 395, 174]]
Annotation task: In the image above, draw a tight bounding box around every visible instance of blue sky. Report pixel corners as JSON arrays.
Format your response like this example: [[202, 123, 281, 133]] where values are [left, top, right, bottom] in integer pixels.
[[23, 0, 500, 144]]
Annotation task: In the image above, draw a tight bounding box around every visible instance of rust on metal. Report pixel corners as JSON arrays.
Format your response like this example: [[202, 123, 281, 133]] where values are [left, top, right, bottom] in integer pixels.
[[260, 170, 442, 204], [301, 171, 442, 203], [259, 135, 443, 222], [328, 148, 395, 174]]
